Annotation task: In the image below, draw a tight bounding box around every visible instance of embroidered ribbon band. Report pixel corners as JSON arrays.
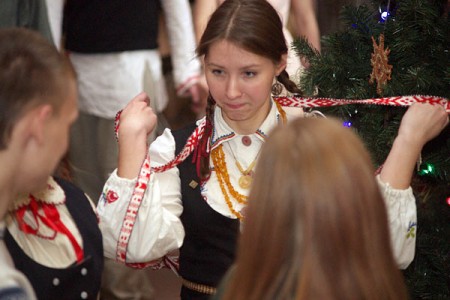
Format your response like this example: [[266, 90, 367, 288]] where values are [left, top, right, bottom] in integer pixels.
[[275, 95, 449, 112]]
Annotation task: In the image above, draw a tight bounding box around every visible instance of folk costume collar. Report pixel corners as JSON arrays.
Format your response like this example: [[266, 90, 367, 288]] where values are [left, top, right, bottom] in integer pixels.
[[9, 177, 65, 211], [7, 177, 84, 264], [210, 98, 284, 151], [205, 99, 286, 219]]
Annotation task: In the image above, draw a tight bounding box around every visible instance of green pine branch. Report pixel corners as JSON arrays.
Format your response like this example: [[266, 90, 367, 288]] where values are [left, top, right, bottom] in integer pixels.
[[293, 0, 450, 298]]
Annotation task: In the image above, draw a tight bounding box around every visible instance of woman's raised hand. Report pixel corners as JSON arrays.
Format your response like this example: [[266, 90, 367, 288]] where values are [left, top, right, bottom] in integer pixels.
[[118, 92, 157, 141], [380, 102, 448, 189], [117, 92, 158, 179], [397, 103, 449, 149]]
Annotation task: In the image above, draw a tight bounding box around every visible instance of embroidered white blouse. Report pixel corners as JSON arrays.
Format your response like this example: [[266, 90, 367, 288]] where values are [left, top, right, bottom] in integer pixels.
[[97, 101, 416, 269]]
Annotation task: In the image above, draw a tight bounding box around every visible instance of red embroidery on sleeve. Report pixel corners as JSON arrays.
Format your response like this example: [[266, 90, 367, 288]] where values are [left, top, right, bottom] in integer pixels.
[[106, 190, 119, 204]]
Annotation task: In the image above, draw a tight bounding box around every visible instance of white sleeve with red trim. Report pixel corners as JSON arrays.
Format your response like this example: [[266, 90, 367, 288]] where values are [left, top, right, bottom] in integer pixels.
[[376, 175, 416, 269], [162, 0, 201, 96], [97, 129, 185, 263]]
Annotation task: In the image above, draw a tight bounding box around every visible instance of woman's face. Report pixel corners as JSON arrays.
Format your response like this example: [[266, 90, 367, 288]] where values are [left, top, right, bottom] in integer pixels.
[[204, 40, 286, 134]]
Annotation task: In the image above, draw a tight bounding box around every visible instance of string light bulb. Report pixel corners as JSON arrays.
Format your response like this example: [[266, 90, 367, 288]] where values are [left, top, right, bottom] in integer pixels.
[[418, 163, 435, 176]]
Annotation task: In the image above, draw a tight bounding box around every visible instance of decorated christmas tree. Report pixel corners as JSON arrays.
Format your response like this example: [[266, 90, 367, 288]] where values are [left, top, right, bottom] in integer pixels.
[[293, 0, 449, 298]]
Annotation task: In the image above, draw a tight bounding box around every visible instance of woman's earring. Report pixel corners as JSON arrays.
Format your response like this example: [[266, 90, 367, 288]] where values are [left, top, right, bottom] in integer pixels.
[[271, 79, 283, 96]]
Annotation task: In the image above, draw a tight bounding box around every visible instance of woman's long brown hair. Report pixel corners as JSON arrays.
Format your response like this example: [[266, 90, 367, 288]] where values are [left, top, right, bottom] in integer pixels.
[[222, 118, 409, 300]]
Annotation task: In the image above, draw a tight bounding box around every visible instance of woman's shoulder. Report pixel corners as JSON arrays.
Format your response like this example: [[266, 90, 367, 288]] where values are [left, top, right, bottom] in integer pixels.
[[53, 177, 86, 198], [172, 122, 199, 138], [284, 106, 305, 120], [172, 120, 205, 153]]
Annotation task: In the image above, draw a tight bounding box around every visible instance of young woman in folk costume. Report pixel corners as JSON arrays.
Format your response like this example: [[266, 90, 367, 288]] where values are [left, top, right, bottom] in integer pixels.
[[97, 0, 449, 299]]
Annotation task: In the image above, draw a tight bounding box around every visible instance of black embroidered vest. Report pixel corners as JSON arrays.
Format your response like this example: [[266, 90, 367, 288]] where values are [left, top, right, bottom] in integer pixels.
[[174, 124, 239, 287]]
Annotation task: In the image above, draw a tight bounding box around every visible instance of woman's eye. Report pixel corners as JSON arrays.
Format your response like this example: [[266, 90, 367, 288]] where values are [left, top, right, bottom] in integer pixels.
[[211, 69, 224, 76], [244, 71, 256, 78]]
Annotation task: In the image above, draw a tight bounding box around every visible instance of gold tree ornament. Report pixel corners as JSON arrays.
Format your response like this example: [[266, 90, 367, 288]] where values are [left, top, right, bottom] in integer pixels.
[[369, 34, 393, 95]]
